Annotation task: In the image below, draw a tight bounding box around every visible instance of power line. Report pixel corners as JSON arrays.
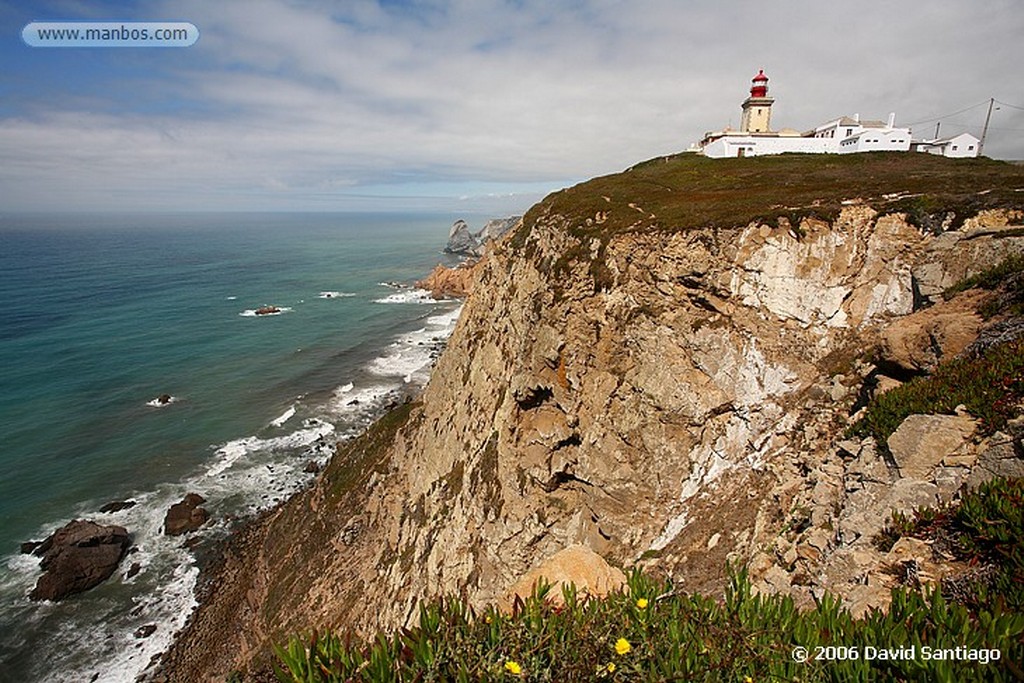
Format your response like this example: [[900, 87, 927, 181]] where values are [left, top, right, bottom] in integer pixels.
[[994, 99, 1024, 111], [904, 100, 990, 127]]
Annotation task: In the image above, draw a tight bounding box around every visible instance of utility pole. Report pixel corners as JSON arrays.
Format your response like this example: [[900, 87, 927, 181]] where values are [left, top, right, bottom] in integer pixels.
[[979, 97, 995, 156], [934, 121, 941, 140]]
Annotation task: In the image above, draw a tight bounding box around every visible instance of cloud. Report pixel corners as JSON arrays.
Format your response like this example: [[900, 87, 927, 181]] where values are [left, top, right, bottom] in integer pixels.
[[2, 0, 1022, 212]]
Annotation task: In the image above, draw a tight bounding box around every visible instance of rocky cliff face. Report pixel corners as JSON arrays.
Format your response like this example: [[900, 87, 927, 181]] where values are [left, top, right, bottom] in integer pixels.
[[155, 155, 1024, 680]]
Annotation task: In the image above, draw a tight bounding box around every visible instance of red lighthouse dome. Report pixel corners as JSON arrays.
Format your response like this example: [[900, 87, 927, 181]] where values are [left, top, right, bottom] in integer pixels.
[[750, 69, 769, 98]]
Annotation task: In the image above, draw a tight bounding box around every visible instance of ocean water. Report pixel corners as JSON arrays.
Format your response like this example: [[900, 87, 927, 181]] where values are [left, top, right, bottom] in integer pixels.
[[0, 212, 465, 682]]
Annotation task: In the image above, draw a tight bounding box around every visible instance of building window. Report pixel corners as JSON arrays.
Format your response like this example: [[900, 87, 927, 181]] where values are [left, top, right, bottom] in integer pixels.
[[969, 145, 975, 150], [953, 145, 959, 151]]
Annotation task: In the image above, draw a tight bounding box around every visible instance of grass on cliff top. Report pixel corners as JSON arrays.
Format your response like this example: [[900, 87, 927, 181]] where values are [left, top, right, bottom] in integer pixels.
[[273, 479, 1024, 682], [513, 152, 1024, 247]]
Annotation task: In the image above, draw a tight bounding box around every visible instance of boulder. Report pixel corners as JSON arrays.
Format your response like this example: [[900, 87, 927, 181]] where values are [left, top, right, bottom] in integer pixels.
[[498, 545, 626, 611], [164, 493, 210, 536], [967, 433, 1024, 488], [886, 414, 977, 480], [877, 290, 986, 373], [29, 520, 131, 601]]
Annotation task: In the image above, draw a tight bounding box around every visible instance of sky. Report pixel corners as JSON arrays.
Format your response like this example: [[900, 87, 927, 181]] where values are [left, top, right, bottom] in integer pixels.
[[1, 0, 1022, 213]]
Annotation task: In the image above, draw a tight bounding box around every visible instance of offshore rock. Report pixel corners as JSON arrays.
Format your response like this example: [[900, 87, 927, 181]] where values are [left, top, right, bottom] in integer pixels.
[[445, 219, 478, 255], [30, 519, 131, 602], [444, 216, 522, 257], [164, 493, 210, 536]]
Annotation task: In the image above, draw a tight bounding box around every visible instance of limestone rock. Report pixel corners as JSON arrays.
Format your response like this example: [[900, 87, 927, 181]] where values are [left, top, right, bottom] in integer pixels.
[[30, 520, 131, 601], [164, 493, 210, 536], [967, 434, 1024, 488], [886, 414, 978, 479], [878, 289, 986, 373], [498, 546, 626, 611]]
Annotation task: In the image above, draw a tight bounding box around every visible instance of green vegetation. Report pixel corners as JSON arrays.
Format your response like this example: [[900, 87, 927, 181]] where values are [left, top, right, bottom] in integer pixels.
[[849, 254, 1024, 449], [274, 480, 1024, 681], [274, 552, 1023, 681], [943, 254, 1024, 319], [876, 477, 1024, 613], [847, 340, 1024, 447], [512, 153, 1024, 249]]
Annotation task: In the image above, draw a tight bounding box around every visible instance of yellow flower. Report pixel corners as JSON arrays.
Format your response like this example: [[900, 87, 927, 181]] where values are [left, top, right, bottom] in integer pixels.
[[607, 662, 617, 673], [504, 660, 522, 675], [636, 597, 649, 609], [614, 638, 631, 655], [743, 677, 754, 683]]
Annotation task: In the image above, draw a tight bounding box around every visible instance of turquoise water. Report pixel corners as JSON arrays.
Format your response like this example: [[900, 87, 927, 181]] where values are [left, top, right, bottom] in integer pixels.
[[0, 212, 465, 681]]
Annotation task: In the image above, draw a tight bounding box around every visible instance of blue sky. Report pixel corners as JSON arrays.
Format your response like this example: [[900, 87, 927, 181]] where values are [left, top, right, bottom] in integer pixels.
[[2, 0, 1023, 212]]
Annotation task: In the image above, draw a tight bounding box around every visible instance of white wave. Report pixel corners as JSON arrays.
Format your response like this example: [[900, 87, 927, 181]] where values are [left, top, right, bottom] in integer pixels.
[[2, 300, 466, 683], [269, 405, 296, 428], [225, 296, 237, 300], [319, 291, 356, 299], [146, 395, 177, 408], [373, 288, 436, 304], [239, 306, 293, 317], [426, 306, 463, 327]]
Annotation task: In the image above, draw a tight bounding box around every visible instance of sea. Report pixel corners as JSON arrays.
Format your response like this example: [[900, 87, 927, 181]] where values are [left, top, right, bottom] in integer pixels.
[[0, 212, 468, 682]]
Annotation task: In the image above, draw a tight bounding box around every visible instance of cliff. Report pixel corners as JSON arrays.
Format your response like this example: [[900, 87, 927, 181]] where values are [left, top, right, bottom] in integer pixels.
[[154, 153, 1024, 680]]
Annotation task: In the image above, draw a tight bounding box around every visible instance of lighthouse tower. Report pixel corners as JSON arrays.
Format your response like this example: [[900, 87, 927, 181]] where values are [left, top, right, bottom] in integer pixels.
[[740, 69, 774, 133]]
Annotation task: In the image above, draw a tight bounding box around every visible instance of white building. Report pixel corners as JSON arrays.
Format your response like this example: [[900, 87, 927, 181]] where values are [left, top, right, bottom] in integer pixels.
[[699, 71, 915, 158], [911, 132, 981, 158]]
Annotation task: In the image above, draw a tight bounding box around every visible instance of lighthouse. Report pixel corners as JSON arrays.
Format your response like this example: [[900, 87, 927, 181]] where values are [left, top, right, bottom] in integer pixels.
[[740, 69, 774, 133]]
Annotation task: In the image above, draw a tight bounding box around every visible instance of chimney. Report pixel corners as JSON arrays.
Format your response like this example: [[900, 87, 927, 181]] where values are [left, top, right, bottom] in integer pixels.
[[887, 112, 896, 128]]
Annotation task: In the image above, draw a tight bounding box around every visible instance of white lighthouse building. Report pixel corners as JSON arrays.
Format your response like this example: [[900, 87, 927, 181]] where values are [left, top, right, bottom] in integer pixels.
[[698, 70, 915, 159]]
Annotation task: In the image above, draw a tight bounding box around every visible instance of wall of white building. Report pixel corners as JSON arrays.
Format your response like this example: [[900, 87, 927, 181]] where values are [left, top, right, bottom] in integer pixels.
[[702, 135, 835, 158], [914, 133, 980, 158], [836, 128, 912, 154]]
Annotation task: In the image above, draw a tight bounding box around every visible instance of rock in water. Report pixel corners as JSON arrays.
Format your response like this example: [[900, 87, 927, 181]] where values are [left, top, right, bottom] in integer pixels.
[[443, 216, 522, 257], [254, 305, 281, 316], [444, 219, 480, 255], [99, 499, 138, 513], [29, 520, 131, 602], [164, 493, 210, 536]]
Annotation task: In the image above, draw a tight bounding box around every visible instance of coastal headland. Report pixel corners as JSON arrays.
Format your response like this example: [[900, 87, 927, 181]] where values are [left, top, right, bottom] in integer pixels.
[[153, 152, 1024, 680]]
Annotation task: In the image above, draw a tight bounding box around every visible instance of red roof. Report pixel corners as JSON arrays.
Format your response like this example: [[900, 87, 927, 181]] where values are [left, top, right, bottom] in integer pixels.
[[752, 69, 768, 82]]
